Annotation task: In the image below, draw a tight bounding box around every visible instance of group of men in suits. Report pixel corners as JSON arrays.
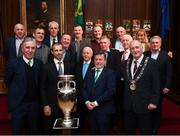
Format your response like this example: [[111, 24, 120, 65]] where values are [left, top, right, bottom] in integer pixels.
[[4, 22, 172, 135]]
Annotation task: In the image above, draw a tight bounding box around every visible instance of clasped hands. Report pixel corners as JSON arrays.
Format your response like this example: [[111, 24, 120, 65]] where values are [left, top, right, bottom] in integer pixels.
[[85, 101, 97, 110]]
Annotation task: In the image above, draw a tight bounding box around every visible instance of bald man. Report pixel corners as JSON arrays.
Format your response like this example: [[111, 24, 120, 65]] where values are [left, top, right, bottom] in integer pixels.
[[111, 26, 126, 52], [5, 23, 26, 61], [75, 46, 94, 134]]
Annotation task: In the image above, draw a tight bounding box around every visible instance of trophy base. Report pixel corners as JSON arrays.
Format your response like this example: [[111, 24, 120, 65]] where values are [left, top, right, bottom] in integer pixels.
[[53, 118, 79, 129]]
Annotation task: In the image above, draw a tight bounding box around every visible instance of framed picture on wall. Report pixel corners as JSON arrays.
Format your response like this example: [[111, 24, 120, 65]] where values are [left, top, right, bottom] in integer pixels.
[[20, 0, 65, 36]]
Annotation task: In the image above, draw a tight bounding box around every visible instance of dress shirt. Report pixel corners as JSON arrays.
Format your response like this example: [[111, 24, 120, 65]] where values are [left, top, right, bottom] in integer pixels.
[[50, 36, 58, 47], [122, 49, 130, 61], [131, 54, 144, 79], [15, 37, 24, 56], [54, 58, 64, 75], [151, 50, 160, 60], [82, 60, 91, 79], [23, 55, 34, 67], [115, 39, 124, 52]]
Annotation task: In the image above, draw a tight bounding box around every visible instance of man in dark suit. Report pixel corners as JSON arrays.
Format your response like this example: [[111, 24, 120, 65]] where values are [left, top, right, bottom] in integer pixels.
[[99, 35, 121, 72], [82, 52, 116, 134], [43, 21, 60, 48], [110, 26, 126, 52], [75, 46, 94, 134], [40, 43, 72, 134], [144, 35, 172, 135], [117, 40, 160, 134], [5, 23, 26, 61], [69, 25, 91, 65], [5, 37, 42, 134]]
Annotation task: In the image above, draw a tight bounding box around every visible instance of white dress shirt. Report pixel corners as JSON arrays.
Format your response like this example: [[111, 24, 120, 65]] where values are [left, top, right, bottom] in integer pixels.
[[54, 58, 64, 75], [115, 39, 124, 52], [23, 55, 34, 67], [50, 36, 58, 47], [131, 54, 144, 79]]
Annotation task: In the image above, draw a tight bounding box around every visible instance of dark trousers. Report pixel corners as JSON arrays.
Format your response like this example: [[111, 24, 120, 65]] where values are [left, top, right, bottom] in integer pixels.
[[42, 107, 63, 135], [11, 101, 39, 135], [90, 112, 113, 135], [124, 110, 152, 135], [152, 93, 163, 134]]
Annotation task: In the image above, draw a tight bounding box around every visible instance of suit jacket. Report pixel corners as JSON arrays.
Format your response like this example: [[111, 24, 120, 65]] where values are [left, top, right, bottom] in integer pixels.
[[119, 50, 133, 62], [119, 56, 160, 114], [82, 67, 116, 115], [144, 50, 172, 90], [43, 35, 60, 48], [34, 43, 50, 64], [106, 48, 121, 71], [110, 37, 118, 48], [5, 57, 42, 112], [75, 60, 94, 98], [69, 38, 91, 65], [40, 59, 72, 111], [5, 36, 20, 61]]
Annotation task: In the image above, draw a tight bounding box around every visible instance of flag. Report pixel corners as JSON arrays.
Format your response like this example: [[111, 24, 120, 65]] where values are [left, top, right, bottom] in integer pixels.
[[74, 0, 85, 26], [160, 0, 170, 38]]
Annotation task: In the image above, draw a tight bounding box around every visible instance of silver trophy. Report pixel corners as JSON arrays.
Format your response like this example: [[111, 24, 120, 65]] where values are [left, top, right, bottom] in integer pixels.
[[53, 75, 79, 129]]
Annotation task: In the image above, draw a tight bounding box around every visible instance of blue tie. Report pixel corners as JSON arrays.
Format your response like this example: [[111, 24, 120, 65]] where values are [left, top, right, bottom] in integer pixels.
[[82, 63, 88, 79]]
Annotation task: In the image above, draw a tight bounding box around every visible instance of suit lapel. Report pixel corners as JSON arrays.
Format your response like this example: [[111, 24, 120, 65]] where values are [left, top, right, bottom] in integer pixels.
[[19, 57, 27, 87], [134, 56, 146, 79], [12, 38, 17, 57], [93, 68, 105, 87], [51, 61, 59, 76]]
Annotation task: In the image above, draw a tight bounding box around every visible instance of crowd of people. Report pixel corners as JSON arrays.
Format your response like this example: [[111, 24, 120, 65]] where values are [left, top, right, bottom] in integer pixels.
[[4, 21, 172, 135]]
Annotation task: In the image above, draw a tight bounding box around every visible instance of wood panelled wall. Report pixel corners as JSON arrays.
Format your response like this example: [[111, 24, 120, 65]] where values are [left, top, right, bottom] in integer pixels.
[[0, 0, 179, 94], [0, 0, 20, 93]]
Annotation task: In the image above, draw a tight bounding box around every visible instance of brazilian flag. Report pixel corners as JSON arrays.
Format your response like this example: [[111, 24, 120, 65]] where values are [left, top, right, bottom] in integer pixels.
[[74, 0, 86, 26]]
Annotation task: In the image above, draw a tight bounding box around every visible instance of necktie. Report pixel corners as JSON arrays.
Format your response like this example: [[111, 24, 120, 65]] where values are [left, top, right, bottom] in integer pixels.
[[75, 42, 80, 62], [53, 38, 56, 45], [123, 51, 127, 61], [28, 60, 32, 67], [133, 60, 138, 74], [58, 61, 63, 75], [82, 63, 88, 79], [94, 70, 100, 82]]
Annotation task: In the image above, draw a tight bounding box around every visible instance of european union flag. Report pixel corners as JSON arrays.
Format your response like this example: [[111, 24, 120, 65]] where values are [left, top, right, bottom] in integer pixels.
[[160, 0, 170, 38]]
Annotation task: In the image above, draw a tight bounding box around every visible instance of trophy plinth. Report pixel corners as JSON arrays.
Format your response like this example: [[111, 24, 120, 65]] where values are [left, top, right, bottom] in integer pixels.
[[53, 75, 79, 129], [53, 118, 79, 129]]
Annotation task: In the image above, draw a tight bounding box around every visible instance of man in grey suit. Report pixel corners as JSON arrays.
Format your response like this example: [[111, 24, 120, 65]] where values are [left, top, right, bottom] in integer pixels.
[[69, 25, 91, 65], [33, 27, 50, 64], [117, 40, 160, 134]]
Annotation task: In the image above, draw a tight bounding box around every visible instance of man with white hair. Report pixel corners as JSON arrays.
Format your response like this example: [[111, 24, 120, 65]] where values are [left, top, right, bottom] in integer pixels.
[[43, 21, 60, 48], [5, 37, 42, 134], [117, 40, 160, 134], [144, 35, 172, 134]]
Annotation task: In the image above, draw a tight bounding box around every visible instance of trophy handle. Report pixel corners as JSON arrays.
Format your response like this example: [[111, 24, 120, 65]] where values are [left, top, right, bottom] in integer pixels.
[[57, 80, 63, 90], [69, 81, 76, 90]]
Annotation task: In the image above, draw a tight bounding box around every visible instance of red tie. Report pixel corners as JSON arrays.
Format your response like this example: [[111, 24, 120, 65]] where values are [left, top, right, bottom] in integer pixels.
[[133, 60, 137, 74]]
